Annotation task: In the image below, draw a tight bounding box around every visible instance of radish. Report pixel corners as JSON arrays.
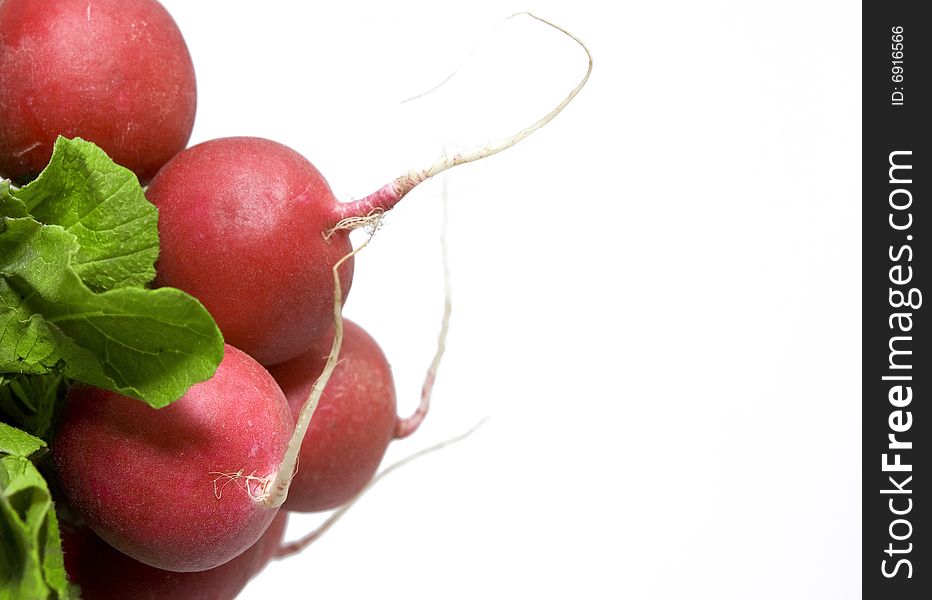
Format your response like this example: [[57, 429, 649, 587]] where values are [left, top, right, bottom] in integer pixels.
[[268, 319, 428, 512], [60, 512, 288, 600], [145, 14, 591, 366], [0, 0, 196, 184], [46, 14, 591, 580], [52, 345, 293, 572], [51, 249, 361, 575], [147, 137, 355, 366]]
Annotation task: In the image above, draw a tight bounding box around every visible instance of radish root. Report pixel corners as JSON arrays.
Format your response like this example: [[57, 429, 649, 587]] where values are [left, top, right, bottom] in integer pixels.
[[274, 418, 488, 559], [209, 470, 272, 501], [263, 237, 373, 509], [400, 11, 551, 105], [334, 12, 593, 223], [395, 179, 452, 439], [326, 208, 385, 240]]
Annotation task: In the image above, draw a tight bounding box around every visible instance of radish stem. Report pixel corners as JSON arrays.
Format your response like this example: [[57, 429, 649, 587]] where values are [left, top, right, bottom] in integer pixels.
[[332, 12, 593, 224]]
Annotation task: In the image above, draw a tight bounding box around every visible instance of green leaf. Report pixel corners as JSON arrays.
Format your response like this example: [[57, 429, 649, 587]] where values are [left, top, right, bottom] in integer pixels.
[[0, 456, 69, 600], [0, 217, 223, 408], [40, 510, 68, 600], [0, 374, 64, 442], [0, 424, 46, 458], [10, 138, 159, 291], [0, 181, 28, 219]]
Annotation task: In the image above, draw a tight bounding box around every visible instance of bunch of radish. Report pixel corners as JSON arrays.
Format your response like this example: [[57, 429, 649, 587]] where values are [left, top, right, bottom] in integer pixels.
[[0, 0, 589, 598]]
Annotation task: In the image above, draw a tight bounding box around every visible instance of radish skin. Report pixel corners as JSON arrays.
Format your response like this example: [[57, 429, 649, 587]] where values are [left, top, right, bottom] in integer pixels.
[[268, 319, 398, 512], [60, 512, 288, 600], [148, 137, 354, 366], [52, 345, 293, 572], [0, 0, 196, 183]]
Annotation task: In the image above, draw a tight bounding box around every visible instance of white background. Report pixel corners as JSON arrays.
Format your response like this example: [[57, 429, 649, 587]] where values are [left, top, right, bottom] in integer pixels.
[[160, 1, 861, 598]]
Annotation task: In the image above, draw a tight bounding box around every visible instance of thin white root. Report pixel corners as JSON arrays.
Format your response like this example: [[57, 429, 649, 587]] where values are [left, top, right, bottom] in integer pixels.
[[332, 13, 592, 224], [274, 418, 488, 559], [209, 470, 272, 502], [390, 12, 593, 198], [326, 209, 385, 239], [395, 179, 452, 439], [263, 237, 374, 509], [399, 14, 516, 105]]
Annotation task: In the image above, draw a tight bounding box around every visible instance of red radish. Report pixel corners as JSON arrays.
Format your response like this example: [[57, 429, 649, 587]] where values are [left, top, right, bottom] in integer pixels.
[[60, 512, 288, 600], [146, 13, 591, 367], [0, 0, 196, 184], [52, 345, 293, 572], [147, 137, 354, 366], [50, 224, 359, 584], [268, 319, 428, 512]]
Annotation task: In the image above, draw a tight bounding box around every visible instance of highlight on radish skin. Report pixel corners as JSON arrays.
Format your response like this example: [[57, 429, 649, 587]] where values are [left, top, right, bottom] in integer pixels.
[[52, 345, 293, 572], [145, 13, 590, 367]]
